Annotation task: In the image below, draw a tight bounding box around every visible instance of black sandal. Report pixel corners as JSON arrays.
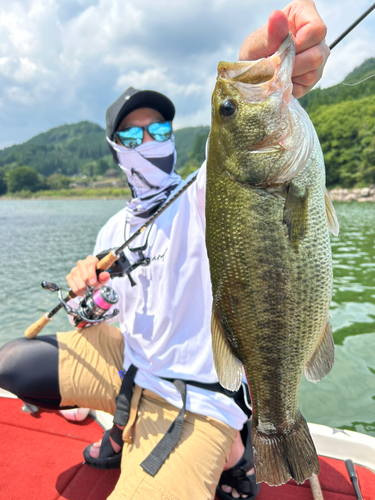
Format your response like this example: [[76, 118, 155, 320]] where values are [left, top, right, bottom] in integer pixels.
[[83, 425, 123, 469], [216, 420, 261, 500]]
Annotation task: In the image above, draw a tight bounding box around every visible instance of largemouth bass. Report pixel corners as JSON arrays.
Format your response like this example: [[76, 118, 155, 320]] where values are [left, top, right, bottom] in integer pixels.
[[206, 34, 339, 486]]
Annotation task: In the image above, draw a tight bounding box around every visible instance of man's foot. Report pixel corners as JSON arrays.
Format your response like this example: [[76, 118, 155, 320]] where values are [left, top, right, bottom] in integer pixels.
[[216, 420, 260, 500], [221, 431, 254, 498], [83, 424, 124, 469], [88, 435, 122, 459]]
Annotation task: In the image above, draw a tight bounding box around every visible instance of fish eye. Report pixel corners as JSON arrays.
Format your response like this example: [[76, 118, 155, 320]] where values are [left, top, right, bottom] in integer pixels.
[[219, 99, 237, 118]]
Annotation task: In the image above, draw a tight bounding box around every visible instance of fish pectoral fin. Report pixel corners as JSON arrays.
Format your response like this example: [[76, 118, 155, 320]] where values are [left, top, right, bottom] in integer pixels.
[[211, 307, 243, 391], [282, 182, 309, 250], [304, 315, 335, 383], [325, 189, 339, 236]]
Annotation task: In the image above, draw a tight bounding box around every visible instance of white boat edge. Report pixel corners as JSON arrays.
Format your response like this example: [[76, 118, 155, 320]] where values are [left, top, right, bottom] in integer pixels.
[[308, 422, 375, 472], [1, 388, 374, 473]]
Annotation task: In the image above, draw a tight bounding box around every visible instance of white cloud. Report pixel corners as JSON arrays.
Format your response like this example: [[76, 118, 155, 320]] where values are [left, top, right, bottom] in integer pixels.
[[0, 0, 374, 149]]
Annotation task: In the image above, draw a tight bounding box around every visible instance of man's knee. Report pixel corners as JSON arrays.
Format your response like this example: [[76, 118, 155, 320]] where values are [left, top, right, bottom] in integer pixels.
[[0, 338, 27, 394], [0, 336, 60, 400]]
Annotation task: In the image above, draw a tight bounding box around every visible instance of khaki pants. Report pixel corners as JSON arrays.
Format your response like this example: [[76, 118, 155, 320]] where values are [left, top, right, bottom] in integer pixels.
[[57, 325, 237, 500]]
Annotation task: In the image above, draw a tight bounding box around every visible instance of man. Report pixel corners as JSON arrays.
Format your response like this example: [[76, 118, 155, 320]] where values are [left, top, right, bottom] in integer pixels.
[[0, 2, 330, 499]]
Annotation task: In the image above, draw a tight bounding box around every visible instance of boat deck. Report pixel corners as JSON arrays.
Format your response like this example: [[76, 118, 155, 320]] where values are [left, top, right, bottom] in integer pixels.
[[1, 397, 374, 500]]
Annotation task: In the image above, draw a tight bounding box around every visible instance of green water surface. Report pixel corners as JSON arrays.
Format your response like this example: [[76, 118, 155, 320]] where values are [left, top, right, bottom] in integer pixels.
[[0, 200, 374, 436]]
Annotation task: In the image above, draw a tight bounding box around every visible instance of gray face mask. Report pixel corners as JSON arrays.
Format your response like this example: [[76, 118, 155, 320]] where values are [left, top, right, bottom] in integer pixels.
[[107, 136, 182, 224], [107, 136, 179, 199]]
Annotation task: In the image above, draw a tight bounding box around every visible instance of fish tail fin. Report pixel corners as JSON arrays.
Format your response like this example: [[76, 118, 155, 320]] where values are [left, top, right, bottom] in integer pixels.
[[252, 411, 319, 486]]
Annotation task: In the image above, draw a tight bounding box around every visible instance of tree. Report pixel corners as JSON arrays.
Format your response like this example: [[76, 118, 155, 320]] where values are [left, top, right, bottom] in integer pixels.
[[47, 173, 71, 190], [189, 133, 208, 164], [359, 136, 375, 185], [178, 158, 200, 179], [0, 168, 7, 195], [7, 166, 43, 193], [309, 95, 375, 187], [96, 158, 110, 175], [82, 161, 96, 177]]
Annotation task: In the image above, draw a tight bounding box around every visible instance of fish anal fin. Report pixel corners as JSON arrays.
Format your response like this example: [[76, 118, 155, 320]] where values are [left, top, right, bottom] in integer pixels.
[[253, 411, 319, 486], [325, 189, 339, 236], [305, 315, 335, 383], [282, 182, 309, 251], [211, 307, 243, 391]]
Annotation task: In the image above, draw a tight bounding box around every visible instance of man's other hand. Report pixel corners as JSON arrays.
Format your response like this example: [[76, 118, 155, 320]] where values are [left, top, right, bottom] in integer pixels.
[[66, 255, 110, 296]]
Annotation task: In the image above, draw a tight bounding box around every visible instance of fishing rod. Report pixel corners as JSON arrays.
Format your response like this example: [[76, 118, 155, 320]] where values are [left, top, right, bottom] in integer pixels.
[[24, 172, 198, 339], [329, 2, 375, 50], [345, 459, 363, 500], [24, 3, 375, 339]]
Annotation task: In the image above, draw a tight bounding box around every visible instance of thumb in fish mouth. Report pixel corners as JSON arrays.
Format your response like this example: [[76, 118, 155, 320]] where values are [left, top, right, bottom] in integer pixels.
[[238, 10, 290, 61], [217, 34, 294, 104]]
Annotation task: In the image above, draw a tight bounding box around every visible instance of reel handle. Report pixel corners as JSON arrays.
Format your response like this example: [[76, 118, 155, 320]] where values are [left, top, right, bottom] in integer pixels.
[[24, 314, 52, 339]]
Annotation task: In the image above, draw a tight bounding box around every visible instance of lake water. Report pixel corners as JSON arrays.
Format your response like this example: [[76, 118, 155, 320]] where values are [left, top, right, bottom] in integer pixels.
[[0, 200, 374, 437]]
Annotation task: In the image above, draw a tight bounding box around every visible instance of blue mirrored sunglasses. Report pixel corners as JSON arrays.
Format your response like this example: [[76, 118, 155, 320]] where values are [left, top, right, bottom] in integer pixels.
[[115, 121, 172, 148]]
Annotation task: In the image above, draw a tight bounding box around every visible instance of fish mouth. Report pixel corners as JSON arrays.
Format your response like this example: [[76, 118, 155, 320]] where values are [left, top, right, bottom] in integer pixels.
[[217, 33, 294, 103]]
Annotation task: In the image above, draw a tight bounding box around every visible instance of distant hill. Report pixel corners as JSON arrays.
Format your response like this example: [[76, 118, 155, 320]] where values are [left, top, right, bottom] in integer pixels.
[[299, 57, 375, 187], [174, 126, 210, 170], [299, 57, 375, 113], [0, 122, 108, 177], [0, 121, 209, 178], [1, 57, 375, 191]]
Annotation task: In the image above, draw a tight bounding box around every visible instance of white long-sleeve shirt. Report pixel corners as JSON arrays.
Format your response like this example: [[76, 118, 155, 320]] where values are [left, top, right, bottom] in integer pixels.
[[93, 163, 247, 430]]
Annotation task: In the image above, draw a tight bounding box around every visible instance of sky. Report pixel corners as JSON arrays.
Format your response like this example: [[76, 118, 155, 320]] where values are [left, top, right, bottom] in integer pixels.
[[0, 0, 374, 149]]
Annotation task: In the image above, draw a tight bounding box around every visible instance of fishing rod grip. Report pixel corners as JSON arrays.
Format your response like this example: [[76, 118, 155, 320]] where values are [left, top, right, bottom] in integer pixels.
[[24, 314, 52, 339], [309, 473, 324, 500], [24, 291, 77, 339], [96, 249, 118, 273]]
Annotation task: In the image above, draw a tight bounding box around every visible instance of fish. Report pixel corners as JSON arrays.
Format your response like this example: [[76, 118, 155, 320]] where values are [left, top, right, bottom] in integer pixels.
[[205, 34, 339, 487]]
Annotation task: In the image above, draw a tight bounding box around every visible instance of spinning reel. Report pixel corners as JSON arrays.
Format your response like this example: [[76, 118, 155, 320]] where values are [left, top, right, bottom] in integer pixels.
[[41, 281, 120, 328]]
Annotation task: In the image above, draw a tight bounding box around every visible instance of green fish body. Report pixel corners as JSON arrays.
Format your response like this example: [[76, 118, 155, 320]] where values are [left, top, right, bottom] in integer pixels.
[[206, 35, 339, 486]]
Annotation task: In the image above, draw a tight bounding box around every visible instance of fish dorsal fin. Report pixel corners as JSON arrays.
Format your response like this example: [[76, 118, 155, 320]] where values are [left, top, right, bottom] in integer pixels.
[[211, 307, 243, 391], [305, 315, 335, 383], [325, 189, 339, 236]]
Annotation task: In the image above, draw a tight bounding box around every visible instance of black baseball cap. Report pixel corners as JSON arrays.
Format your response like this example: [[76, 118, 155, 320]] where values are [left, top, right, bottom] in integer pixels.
[[105, 87, 175, 140]]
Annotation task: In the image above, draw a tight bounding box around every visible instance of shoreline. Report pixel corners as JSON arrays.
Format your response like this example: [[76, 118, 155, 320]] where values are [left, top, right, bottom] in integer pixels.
[[0, 196, 130, 201], [1, 186, 375, 202], [328, 185, 375, 202], [0, 187, 132, 201]]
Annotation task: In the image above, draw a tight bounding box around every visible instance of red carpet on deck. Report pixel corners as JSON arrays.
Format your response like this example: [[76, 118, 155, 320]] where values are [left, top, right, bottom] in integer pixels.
[[0, 398, 374, 500]]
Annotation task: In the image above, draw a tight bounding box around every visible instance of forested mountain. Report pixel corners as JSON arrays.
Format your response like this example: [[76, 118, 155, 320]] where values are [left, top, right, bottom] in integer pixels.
[[0, 57, 374, 194], [0, 121, 209, 179], [174, 126, 209, 170], [0, 122, 108, 177], [299, 57, 375, 187], [299, 58, 375, 113]]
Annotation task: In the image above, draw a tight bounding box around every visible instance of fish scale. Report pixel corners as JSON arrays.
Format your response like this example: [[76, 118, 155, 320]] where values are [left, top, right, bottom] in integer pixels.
[[206, 34, 338, 486]]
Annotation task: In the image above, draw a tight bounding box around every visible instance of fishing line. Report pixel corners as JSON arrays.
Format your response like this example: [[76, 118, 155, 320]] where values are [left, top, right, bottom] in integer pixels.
[[341, 73, 375, 86], [320, 73, 375, 86]]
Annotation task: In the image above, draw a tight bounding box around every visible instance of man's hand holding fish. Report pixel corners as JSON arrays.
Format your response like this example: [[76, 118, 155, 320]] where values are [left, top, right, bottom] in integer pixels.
[[239, 0, 330, 97]]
